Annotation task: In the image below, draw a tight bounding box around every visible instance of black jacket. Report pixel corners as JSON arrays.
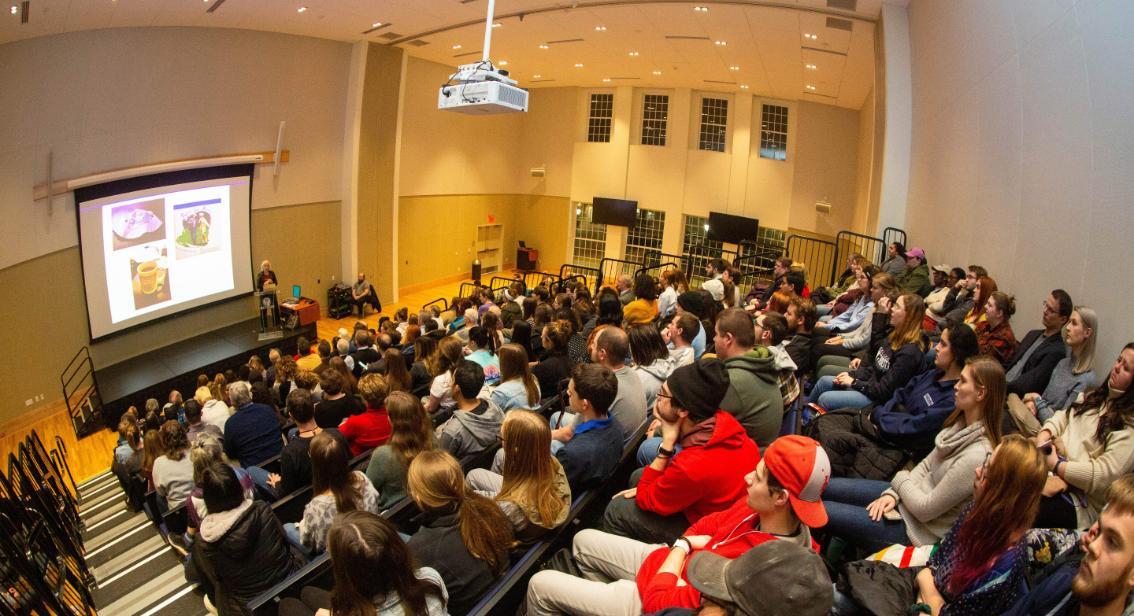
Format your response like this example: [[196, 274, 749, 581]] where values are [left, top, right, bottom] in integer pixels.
[[409, 507, 501, 616], [196, 500, 302, 616], [1006, 329, 1067, 396], [849, 338, 927, 404]]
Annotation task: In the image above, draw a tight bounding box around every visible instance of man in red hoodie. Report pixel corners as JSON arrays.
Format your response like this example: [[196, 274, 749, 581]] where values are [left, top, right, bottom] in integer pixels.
[[525, 435, 831, 615], [602, 359, 760, 544]]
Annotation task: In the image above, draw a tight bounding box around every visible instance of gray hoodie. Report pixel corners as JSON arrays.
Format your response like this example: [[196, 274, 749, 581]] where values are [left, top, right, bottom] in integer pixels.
[[435, 399, 504, 467], [635, 356, 678, 412], [720, 347, 785, 448]]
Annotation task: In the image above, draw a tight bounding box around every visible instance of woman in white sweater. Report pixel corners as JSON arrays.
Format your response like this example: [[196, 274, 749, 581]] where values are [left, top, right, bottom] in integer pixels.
[[822, 356, 1005, 551], [1033, 342, 1134, 529]]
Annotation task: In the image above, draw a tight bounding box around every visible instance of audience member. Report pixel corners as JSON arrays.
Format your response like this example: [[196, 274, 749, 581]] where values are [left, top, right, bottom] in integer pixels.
[[880, 241, 907, 276], [184, 399, 222, 445], [810, 270, 896, 365], [295, 336, 321, 372], [222, 381, 283, 468], [897, 247, 932, 296], [410, 335, 438, 397], [628, 324, 677, 411], [1010, 306, 1099, 434], [153, 420, 194, 510], [1006, 288, 1074, 396], [508, 319, 537, 362], [351, 272, 381, 316], [286, 431, 380, 555], [111, 417, 142, 496], [194, 463, 301, 615], [936, 265, 986, 329], [265, 389, 349, 499], [604, 360, 759, 544], [467, 410, 571, 543], [491, 343, 541, 412], [657, 269, 688, 319], [526, 436, 830, 616], [313, 369, 361, 429], [1032, 343, 1134, 529], [623, 274, 660, 326], [365, 391, 435, 510], [922, 265, 960, 328], [555, 364, 624, 494], [586, 326, 648, 440], [424, 336, 465, 417], [663, 312, 699, 368], [615, 274, 635, 305], [465, 326, 502, 386], [351, 330, 381, 376], [383, 348, 412, 393], [532, 320, 573, 399], [822, 356, 1004, 552], [673, 291, 707, 359], [406, 450, 514, 616], [976, 291, 1019, 367], [339, 373, 392, 457], [277, 511, 449, 616], [820, 268, 875, 333], [435, 360, 504, 469], [329, 355, 356, 396], [702, 259, 728, 303], [711, 308, 785, 448], [185, 435, 253, 533], [784, 296, 818, 375], [961, 275, 998, 328], [755, 311, 801, 409]]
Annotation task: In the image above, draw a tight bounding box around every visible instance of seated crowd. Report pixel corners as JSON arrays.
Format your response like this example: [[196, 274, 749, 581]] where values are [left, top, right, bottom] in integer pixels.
[[107, 248, 1134, 616]]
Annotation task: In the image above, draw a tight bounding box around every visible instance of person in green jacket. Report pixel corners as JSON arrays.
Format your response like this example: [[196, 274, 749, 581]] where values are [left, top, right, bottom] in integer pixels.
[[714, 308, 785, 448], [897, 247, 933, 297]]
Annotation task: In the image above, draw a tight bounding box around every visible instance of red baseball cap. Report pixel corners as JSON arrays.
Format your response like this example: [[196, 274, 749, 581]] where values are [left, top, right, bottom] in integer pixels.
[[763, 435, 830, 528]]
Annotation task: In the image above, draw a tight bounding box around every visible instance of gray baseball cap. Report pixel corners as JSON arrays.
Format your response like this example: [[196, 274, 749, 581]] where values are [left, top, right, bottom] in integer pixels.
[[685, 540, 833, 616]]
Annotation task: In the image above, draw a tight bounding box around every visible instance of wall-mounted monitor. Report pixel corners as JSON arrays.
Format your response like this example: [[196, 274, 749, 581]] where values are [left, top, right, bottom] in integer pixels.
[[591, 197, 638, 227], [706, 212, 759, 244]]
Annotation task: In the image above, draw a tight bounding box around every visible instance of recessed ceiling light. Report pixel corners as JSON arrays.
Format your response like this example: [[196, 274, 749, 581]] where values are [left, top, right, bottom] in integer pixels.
[[533, 74, 542, 79], [693, 6, 709, 12], [804, 33, 818, 40], [628, 51, 639, 57], [805, 63, 817, 70], [539, 44, 549, 49], [371, 22, 383, 28], [594, 25, 607, 31], [714, 40, 727, 46], [498, 60, 508, 66], [652, 70, 662, 75], [806, 84, 816, 90], [729, 66, 740, 71], [602, 78, 611, 82], [574, 63, 584, 68], [297, 6, 307, 13], [492, 22, 502, 28], [740, 85, 749, 90], [9, 4, 17, 13], [452, 44, 462, 49]]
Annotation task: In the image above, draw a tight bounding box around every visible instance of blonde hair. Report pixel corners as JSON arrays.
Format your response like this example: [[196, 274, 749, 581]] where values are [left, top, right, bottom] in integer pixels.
[[194, 386, 213, 404], [496, 411, 568, 529], [1068, 306, 1098, 375], [499, 344, 540, 407], [890, 294, 928, 351]]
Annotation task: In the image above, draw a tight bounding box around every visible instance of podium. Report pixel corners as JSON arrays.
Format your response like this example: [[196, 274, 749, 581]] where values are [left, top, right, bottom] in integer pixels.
[[257, 289, 283, 340], [517, 246, 538, 271]]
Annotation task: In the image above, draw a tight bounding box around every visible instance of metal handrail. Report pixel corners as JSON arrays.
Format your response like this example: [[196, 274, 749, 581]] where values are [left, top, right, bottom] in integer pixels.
[[784, 234, 838, 287], [422, 297, 449, 312]]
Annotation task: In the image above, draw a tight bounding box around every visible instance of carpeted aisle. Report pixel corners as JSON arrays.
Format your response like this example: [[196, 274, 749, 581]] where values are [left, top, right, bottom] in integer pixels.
[[79, 471, 209, 616]]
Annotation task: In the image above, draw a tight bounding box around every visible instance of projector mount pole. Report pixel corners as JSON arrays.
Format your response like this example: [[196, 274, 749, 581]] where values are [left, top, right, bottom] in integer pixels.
[[481, 0, 495, 64]]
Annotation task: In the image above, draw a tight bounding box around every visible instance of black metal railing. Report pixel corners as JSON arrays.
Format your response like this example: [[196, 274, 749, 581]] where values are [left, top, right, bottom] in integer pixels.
[[522, 271, 561, 292], [422, 297, 449, 313], [599, 257, 645, 290], [60, 347, 101, 438], [882, 227, 907, 252], [458, 281, 490, 299], [559, 263, 602, 294], [785, 234, 838, 288], [835, 230, 887, 273]]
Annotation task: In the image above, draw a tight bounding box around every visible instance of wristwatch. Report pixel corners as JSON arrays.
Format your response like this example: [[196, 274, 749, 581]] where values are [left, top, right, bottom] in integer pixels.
[[672, 537, 691, 553], [657, 446, 676, 458]]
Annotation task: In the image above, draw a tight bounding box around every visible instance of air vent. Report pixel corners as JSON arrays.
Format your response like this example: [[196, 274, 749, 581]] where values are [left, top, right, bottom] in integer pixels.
[[611, 77, 641, 80], [826, 17, 853, 32], [546, 38, 584, 45], [665, 35, 711, 41], [379, 32, 402, 40], [827, 0, 857, 11], [406, 40, 429, 47]]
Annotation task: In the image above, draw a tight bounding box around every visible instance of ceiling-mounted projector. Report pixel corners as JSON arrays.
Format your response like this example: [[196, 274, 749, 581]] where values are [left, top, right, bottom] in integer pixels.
[[437, 0, 528, 115], [438, 63, 528, 114]]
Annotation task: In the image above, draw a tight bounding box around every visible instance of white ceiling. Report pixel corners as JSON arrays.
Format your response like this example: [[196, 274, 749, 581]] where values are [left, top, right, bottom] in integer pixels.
[[1, 0, 879, 109]]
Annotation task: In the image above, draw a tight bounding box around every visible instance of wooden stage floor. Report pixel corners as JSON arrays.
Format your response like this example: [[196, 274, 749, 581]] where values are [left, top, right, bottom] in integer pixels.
[[0, 273, 515, 484]]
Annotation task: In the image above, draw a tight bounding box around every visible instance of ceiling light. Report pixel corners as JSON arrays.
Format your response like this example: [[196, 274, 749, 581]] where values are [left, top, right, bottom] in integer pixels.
[[371, 22, 383, 28], [806, 84, 816, 90], [729, 65, 740, 71], [628, 51, 639, 57], [805, 63, 817, 70], [602, 78, 611, 82], [693, 6, 709, 12], [574, 63, 584, 68], [594, 25, 607, 31], [297, 6, 307, 13], [539, 44, 549, 49], [9, 4, 17, 13], [652, 70, 662, 75], [492, 22, 502, 28], [740, 85, 749, 89], [714, 40, 727, 46], [804, 33, 818, 40], [533, 74, 542, 79], [498, 60, 508, 66], [452, 44, 462, 49]]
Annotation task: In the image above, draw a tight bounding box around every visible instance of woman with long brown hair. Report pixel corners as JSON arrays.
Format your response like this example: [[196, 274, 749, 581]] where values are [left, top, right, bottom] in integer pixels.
[[328, 356, 356, 396], [468, 411, 571, 544], [406, 450, 514, 616], [153, 420, 193, 509], [277, 511, 448, 616], [288, 431, 380, 554], [962, 276, 998, 327], [490, 343, 541, 412], [365, 391, 435, 509], [532, 320, 574, 399], [975, 290, 1018, 367], [822, 356, 1005, 551], [383, 348, 412, 393], [410, 335, 438, 397], [424, 336, 465, 416], [811, 293, 929, 411]]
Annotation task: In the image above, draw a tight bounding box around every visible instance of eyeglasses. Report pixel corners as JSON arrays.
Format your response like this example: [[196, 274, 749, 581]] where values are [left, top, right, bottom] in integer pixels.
[[657, 391, 672, 400], [981, 451, 992, 472], [1042, 302, 1058, 314]]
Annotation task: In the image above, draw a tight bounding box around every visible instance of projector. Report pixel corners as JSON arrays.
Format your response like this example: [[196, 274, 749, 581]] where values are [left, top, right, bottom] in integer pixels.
[[438, 62, 528, 115]]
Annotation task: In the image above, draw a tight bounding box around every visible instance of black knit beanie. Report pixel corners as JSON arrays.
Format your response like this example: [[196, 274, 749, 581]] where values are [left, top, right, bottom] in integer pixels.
[[676, 291, 704, 316], [666, 358, 730, 422]]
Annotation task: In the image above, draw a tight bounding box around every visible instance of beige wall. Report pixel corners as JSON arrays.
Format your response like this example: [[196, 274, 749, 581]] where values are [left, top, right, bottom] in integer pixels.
[[790, 102, 862, 236], [904, 0, 1134, 369]]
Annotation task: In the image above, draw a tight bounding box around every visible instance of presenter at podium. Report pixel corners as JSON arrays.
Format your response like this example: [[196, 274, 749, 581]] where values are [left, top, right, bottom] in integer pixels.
[[352, 272, 382, 317], [257, 259, 278, 292]]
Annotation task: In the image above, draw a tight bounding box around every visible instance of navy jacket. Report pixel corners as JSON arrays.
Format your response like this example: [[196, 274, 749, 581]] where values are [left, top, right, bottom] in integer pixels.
[[873, 368, 959, 457], [1007, 330, 1068, 396], [556, 417, 623, 495], [223, 402, 283, 468], [850, 339, 928, 404]]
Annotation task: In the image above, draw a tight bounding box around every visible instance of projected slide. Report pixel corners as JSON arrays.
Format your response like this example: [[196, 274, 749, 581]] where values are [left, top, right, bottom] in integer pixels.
[[76, 165, 254, 339]]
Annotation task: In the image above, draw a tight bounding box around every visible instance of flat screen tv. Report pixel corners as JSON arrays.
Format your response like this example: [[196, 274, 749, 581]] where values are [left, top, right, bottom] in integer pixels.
[[706, 212, 758, 244], [591, 197, 638, 227]]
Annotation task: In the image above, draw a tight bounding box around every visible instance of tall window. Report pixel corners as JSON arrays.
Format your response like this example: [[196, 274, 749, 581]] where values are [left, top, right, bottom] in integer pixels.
[[759, 104, 789, 160], [698, 97, 728, 152], [641, 94, 669, 146], [624, 209, 666, 266], [681, 215, 723, 287], [587, 93, 614, 143], [572, 203, 607, 269]]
